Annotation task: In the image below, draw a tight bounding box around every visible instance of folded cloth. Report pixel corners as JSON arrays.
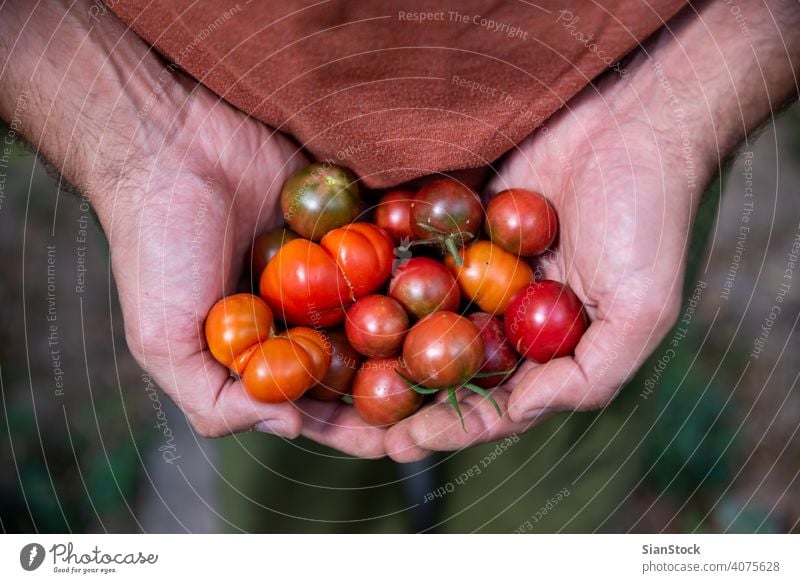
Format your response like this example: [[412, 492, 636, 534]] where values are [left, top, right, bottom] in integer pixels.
[[108, 0, 687, 188]]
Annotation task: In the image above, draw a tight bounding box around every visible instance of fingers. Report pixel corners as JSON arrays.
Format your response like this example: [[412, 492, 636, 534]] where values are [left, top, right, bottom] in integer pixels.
[[384, 387, 550, 463], [295, 398, 387, 459]]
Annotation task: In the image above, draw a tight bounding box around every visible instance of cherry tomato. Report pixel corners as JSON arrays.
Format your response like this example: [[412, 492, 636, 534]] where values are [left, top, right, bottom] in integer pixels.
[[260, 239, 351, 326], [352, 358, 423, 425], [307, 330, 362, 401], [467, 313, 519, 388], [241, 337, 322, 403], [281, 163, 361, 240], [251, 228, 300, 279], [320, 222, 394, 299], [403, 311, 484, 389], [445, 240, 533, 314], [485, 189, 558, 256], [410, 178, 483, 246], [504, 280, 587, 363], [205, 294, 273, 374], [374, 190, 414, 244], [345, 295, 409, 358], [388, 257, 460, 319]]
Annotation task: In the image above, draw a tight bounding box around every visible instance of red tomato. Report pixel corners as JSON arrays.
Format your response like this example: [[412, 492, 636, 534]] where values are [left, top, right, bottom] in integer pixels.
[[485, 189, 558, 256], [403, 311, 484, 389], [504, 280, 587, 363], [307, 330, 362, 401], [410, 178, 483, 246], [352, 358, 423, 425], [284, 327, 333, 381], [320, 222, 394, 299], [467, 313, 519, 388], [241, 338, 321, 403], [205, 294, 273, 374], [345, 295, 409, 358], [250, 228, 300, 279], [388, 257, 460, 319], [374, 190, 414, 244]]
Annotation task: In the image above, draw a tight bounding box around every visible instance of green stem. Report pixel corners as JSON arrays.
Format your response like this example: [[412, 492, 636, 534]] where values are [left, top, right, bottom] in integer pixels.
[[444, 236, 463, 266]]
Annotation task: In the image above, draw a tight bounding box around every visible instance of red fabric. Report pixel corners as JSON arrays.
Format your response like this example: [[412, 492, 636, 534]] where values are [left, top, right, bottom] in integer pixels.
[[108, 0, 687, 188]]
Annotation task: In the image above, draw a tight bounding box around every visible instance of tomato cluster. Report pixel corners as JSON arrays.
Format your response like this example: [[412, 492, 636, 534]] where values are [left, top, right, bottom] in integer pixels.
[[205, 164, 588, 428]]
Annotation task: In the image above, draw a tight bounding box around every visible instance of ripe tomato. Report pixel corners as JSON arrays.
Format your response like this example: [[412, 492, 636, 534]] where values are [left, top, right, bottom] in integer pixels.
[[504, 280, 587, 363], [284, 327, 333, 381], [410, 178, 483, 247], [403, 311, 484, 389], [280, 163, 361, 240], [260, 239, 351, 326], [467, 313, 519, 388], [445, 240, 533, 314], [388, 257, 460, 319], [205, 294, 273, 374], [307, 330, 362, 401], [345, 295, 409, 358], [485, 189, 558, 256], [251, 228, 299, 279], [320, 222, 394, 299], [374, 190, 414, 244], [352, 358, 423, 425], [241, 337, 322, 403]]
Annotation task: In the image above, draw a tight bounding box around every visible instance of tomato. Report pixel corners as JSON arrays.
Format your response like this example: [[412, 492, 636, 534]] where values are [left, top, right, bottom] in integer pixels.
[[320, 223, 394, 299], [485, 189, 558, 256], [387, 257, 460, 319], [307, 330, 362, 401], [241, 338, 322, 403], [410, 178, 483, 249], [251, 228, 300, 279], [284, 327, 332, 381], [374, 190, 414, 244], [467, 313, 519, 388], [260, 239, 351, 326], [504, 280, 587, 363], [445, 240, 533, 314], [205, 294, 273, 374], [403, 311, 484, 389], [281, 163, 361, 240], [345, 295, 409, 358], [352, 358, 423, 425]]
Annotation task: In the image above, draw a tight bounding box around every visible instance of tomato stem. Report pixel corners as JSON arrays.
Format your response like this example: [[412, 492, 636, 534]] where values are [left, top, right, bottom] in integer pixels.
[[464, 383, 502, 418], [444, 237, 463, 266], [447, 386, 467, 432]]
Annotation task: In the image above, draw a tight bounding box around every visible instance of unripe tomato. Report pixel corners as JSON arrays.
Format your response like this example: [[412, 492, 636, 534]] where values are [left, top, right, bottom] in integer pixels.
[[241, 338, 321, 403], [260, 239, 351, 326], [352, 358, 423, 425], [504, 280, 587, 363], [403, 311, 484, 389], [307, 330, 362, 401], [280, 163, 360, 241], [445, 240, 533, 314], [320, 223, 394, 299], [467, 313, 519, 388], [388, 257, 460, 319], [485, 189, 558, 256], [410, 178, 483, 245], [205, 294, 273, 374], [374, 190, 414, 244], [251, 228, 300, 279], [345, 295, 409, 358]]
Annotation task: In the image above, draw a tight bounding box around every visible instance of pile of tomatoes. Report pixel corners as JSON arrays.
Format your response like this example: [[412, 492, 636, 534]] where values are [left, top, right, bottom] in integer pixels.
[[205, 163, 588, 428]]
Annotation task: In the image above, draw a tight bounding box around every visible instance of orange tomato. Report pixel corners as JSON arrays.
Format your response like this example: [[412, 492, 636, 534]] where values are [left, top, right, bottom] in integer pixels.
[[204, 294, 273, 373], [241, 338, 319, 403], [320, 222, 394, 299], [445, 240, 533, 314]]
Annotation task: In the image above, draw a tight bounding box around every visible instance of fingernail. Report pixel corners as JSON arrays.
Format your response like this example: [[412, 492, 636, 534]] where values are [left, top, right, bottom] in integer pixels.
[[254, 419, 291, 437]]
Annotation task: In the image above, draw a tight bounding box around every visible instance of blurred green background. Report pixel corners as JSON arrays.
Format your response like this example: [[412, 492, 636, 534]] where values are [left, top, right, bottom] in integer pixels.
[[1, 105, 798, 534]]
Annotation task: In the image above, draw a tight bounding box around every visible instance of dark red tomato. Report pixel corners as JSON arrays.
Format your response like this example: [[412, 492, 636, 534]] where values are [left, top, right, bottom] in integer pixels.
[[403, 311, 484, 389], [205, 294, 273, 374], [504, 280, 587, 363], [485, 189, 558, 256], [320, 222, 395, 300], [280, 163, 361, 241], [345, 295, 409, 358], [352, 358, 423, 425], [467, 313, 519, 388], [307, 330, 362, 401], [410, 178, 483, 245], [388, 257, 460, 319], [251, 228, 300, 278], [374, 190, 414, 244]]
